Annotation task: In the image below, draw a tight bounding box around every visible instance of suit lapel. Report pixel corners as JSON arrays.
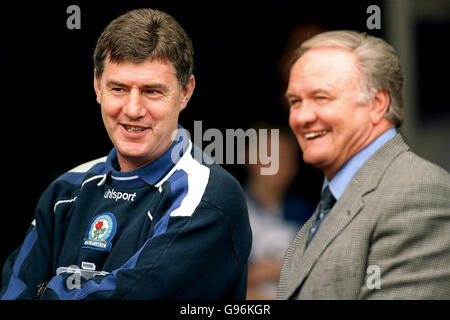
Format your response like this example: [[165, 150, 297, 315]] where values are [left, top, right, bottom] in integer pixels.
[[278, 210, 315, 298], [281, 183, 365, 299], [279, 134, 410, 299]]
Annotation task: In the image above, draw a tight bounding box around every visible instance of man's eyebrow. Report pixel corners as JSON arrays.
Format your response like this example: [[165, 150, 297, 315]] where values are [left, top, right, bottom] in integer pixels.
[[106, 80, 168, 91], [311, 86, 334, 94], [106, 80, 127, 87], [285, 91, 297, 101], [141, 83, 168, 91], [285, 85, 334, 99]]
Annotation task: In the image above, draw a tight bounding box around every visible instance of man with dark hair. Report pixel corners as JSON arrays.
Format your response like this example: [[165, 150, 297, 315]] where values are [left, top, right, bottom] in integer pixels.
[[1, 8, 251, 300], [277, 30, 450, 299]]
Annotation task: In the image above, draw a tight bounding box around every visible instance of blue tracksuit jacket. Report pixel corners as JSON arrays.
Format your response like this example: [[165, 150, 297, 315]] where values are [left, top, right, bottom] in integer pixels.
[[0, 129, 252, 299]]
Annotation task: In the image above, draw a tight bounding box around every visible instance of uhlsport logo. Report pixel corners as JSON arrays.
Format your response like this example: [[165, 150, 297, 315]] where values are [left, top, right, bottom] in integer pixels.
[[104, 188, 137, 202], [82, 213, 117, 252]]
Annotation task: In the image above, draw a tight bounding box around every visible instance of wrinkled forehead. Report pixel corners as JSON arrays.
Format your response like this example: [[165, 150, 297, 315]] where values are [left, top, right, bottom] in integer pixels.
[[294, 47, 359, 77], [288, 47, 361, 91]]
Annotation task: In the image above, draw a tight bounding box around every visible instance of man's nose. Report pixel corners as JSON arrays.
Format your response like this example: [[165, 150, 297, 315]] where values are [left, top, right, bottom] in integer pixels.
[[291, 100, 317, 127], [123, 89, 146, 119]]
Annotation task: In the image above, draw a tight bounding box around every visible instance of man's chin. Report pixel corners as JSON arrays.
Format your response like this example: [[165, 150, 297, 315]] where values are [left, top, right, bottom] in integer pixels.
[[115, 144, 153, 165], [117, 143, 149, 157], [302, 152, 329, 169]]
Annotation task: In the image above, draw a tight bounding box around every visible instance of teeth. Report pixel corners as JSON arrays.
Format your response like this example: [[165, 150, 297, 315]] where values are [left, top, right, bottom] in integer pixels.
[[125, 125, 145, 133], [304, 130, 329, 139]]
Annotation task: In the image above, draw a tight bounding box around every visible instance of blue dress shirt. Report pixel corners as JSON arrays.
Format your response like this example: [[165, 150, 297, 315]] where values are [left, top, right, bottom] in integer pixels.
[[323, 128, 398, 200]]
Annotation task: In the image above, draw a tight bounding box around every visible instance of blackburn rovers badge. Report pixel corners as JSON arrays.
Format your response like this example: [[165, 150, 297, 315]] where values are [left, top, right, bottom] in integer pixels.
[[82, 213, 117, 252]]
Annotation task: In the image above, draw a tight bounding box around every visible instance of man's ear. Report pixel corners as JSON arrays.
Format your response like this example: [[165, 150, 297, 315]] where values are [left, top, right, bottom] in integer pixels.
[[93, 69, 101, 105], [369, 89, 390, 125], [179, 75, 196, 111]]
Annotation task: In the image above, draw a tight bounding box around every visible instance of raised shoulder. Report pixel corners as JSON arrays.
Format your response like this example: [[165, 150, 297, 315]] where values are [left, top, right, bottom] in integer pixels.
[[202, 163, 247, 213], [68, 156, 107, 173], [385, 150, 450, 188], [55, 157, 107, 186]]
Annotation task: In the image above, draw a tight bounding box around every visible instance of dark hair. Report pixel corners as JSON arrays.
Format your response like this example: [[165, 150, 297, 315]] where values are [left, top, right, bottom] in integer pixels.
[[93, 8, 194, 88]]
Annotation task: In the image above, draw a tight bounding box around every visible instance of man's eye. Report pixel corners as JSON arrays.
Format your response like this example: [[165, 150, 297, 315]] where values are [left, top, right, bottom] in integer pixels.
[[112, 87, 124, 92], [145, 89, 159, 95], [289, 99, 301, 107]]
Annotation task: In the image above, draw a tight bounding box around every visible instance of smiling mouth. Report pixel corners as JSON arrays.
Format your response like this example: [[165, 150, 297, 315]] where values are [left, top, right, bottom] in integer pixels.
[[304, 130, 330, 140], [123, 125, 147, 133]]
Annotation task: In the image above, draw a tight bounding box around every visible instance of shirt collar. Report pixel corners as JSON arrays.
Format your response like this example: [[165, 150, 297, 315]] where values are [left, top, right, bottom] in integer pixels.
[[101, 125, 190, 188], [323, 128, 398, 200]]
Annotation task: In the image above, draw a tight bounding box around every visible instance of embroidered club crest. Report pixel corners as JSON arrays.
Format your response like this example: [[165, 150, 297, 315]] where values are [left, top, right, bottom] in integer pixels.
[[82, 213, 117, 252]]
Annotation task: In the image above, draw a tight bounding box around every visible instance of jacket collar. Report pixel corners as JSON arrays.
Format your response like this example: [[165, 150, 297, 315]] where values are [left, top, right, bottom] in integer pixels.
[[99, 126, 190, 188], [325, 128, 398, 200]]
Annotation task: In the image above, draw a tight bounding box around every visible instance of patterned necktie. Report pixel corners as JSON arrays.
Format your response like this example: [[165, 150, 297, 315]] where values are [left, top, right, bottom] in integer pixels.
[[306, 186, 336, 247]]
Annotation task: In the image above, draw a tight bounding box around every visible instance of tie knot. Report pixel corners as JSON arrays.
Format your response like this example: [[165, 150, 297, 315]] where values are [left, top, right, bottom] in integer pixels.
[[320, 186, 336, 212]]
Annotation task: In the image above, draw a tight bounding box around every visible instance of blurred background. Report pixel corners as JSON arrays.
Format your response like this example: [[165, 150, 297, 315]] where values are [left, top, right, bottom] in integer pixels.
[[2, 0, 449, 298]]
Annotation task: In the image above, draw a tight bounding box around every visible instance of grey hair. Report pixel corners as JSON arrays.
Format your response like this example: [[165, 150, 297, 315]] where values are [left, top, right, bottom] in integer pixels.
[[291, 30, 404, 127]]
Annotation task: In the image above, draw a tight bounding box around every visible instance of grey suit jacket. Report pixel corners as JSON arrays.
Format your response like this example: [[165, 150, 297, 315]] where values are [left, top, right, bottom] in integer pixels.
[[277, 134, 450, 299]]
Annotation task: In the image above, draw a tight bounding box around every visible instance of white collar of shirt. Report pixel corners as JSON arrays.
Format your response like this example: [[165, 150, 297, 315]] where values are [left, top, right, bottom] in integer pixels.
[[323, 128, 398, 200]]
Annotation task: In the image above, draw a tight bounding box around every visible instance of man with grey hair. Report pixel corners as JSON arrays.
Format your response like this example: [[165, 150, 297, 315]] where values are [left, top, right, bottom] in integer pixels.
[[0, 8, 251, 300], [278, 30, 450, 299]]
